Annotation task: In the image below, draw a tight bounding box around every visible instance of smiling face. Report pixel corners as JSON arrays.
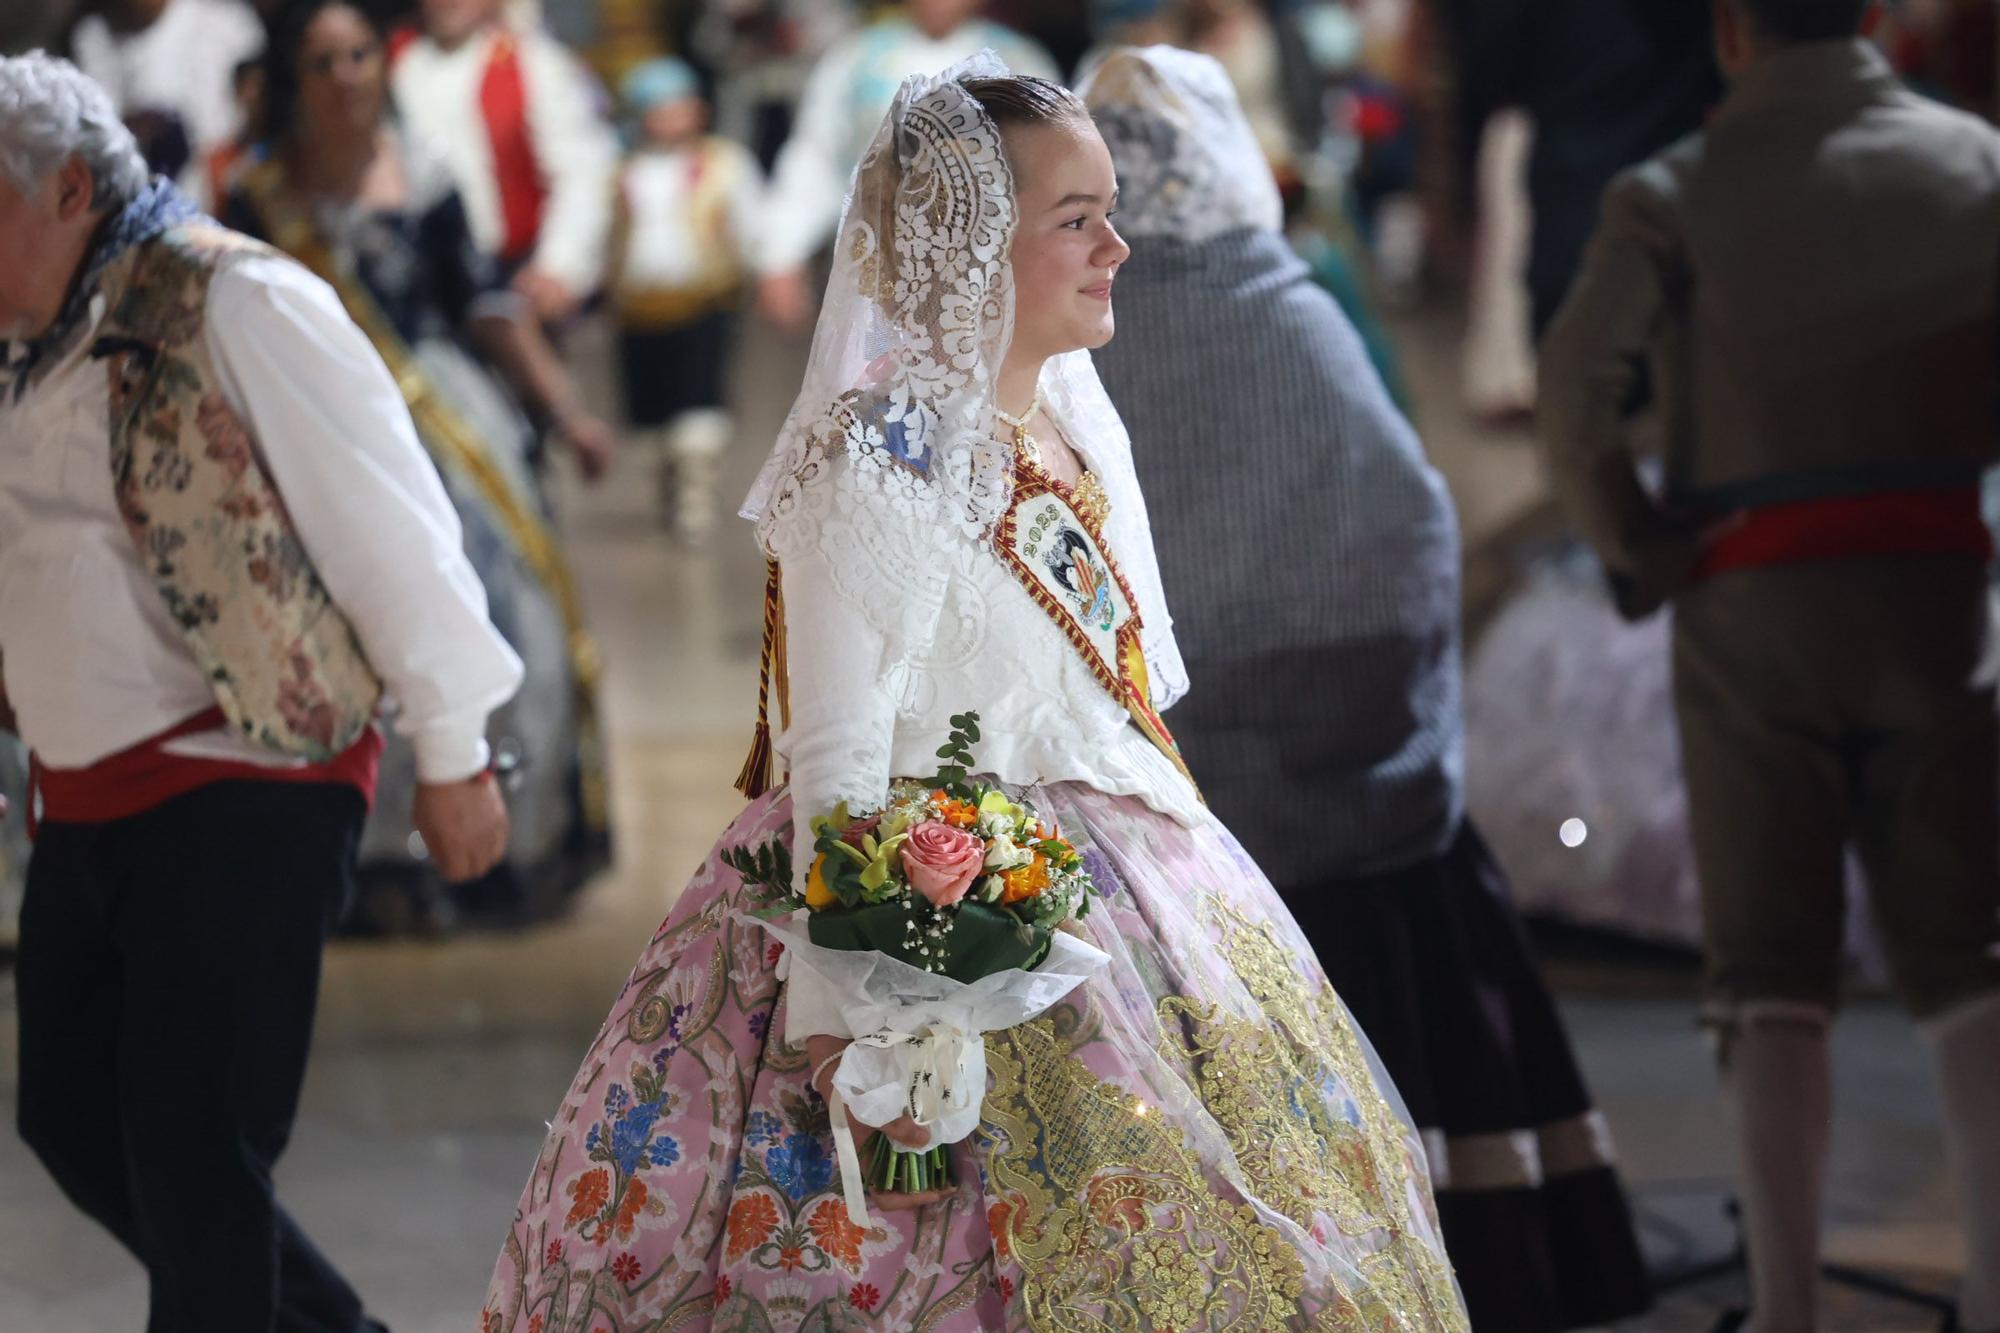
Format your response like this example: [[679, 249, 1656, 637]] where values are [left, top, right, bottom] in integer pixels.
[[1002, 120, 1130, 363], [296, 3, 387, 142]]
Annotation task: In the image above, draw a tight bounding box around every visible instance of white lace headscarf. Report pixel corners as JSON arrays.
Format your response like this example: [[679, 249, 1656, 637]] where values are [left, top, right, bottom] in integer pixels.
[[739, 50, 1187, 706], [1076, 45, 1283, 242], [740, 52, 1022, 560]]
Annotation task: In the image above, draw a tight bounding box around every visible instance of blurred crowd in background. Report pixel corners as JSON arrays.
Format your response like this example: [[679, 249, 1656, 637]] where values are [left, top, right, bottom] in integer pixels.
[[2, 0, 1996, 954]]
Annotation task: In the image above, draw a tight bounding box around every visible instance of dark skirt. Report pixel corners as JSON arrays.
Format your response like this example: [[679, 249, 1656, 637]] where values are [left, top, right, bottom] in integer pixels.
[[617, 310, 735, 428], [1283, 821, 1654, 1332]]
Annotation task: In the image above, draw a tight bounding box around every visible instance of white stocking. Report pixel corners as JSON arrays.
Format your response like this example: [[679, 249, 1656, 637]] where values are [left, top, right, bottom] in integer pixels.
[[1922, 992, 2000, 1330], [665, 410, 732, 540], [1724, 1001, 1833, 1333]]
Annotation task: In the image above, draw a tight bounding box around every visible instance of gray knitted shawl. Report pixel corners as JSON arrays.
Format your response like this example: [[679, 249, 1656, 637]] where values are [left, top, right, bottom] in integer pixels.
[[1092, 227, 1465, 882]]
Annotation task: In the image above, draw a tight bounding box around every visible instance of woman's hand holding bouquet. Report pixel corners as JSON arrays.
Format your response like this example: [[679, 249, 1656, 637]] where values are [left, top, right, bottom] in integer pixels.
[[726, 713, 1109, 1224]]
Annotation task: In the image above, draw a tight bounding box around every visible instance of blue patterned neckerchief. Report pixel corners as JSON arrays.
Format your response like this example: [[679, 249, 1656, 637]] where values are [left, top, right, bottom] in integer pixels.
[[4, 176, 202, 402]]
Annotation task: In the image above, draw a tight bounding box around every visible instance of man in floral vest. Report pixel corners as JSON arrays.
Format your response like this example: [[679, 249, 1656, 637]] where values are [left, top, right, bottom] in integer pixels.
[[0, 53, 524, 1331]]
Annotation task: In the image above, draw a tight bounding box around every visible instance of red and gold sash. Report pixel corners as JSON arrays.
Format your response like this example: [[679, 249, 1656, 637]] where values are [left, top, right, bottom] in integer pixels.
[[734, 462, 1198, 801], [995, 472, 1197, 792]]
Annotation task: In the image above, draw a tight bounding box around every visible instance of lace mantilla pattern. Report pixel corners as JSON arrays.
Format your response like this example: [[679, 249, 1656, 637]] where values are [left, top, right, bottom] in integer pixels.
[[1079, 46, 1284, 244], [747, 60, 1020, 578]]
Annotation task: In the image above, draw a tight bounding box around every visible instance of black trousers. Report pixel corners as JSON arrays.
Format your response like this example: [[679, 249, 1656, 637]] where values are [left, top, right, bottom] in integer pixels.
[[16, 780, 371, 1333]]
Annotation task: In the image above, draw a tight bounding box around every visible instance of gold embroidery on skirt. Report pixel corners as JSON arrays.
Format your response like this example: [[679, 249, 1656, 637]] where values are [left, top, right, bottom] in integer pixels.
[[982, 1012, 1311, 1330], [1194, 896, 1470, 1331]]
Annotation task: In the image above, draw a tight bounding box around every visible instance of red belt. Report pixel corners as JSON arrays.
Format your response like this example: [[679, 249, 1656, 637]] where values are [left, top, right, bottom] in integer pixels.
[[1695, 487, 1992, 581], [29, 707, 383, 836]]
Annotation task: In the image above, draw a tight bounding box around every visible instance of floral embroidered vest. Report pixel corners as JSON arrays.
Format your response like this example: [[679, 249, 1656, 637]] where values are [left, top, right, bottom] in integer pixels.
[[92, 224, 384, 760]]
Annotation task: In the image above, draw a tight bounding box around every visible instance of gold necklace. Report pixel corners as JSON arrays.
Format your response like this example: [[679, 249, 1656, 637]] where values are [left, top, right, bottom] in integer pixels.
[[994, 391, 1044, 467]]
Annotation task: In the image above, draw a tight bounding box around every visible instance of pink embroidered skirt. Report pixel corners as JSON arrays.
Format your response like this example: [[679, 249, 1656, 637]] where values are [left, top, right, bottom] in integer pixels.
[[480, 783, 1468, 1331]]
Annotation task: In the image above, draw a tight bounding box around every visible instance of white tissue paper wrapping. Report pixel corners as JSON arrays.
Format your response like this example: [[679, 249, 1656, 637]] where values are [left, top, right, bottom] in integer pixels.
[[740, 911, 1110, 1225]]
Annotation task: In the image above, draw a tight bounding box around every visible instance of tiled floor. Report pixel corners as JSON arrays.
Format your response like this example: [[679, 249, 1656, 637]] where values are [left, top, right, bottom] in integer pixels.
[[0, 310, 1970, 1330]]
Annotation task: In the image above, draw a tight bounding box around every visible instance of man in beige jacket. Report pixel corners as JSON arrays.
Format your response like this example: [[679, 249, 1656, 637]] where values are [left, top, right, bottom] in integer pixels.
[[1539, 3, 2000, 1329]]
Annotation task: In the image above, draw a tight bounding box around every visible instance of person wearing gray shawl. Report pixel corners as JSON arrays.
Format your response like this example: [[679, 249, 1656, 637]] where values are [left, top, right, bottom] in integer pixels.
[[1082, 46, 1650, 1333]]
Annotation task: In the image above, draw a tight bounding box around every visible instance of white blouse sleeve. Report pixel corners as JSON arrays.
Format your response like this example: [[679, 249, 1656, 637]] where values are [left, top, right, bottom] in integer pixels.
[[205, 255, 524, 782], [772, 438, 953, 896], [757, 37, 862, 274], [521, 34, 618, 294]]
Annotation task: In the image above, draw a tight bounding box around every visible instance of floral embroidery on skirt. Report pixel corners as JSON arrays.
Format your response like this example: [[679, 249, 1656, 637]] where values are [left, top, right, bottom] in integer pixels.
[[481, 783, 1468, 1332]]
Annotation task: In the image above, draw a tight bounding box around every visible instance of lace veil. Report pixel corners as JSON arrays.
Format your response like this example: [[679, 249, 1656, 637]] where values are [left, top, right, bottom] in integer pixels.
[[1077, 45, 1284, 242], [738, 50, 1186, 704], [740, 52, 1019, 562]]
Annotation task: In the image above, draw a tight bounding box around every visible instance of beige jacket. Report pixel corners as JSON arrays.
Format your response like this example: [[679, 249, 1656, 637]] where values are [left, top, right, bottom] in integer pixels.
[[1539, 39, 2000, 615]]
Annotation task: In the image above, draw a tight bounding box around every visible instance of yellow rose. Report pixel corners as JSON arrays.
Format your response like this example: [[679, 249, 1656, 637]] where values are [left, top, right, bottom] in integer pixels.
[[805, 854, 838, 910]]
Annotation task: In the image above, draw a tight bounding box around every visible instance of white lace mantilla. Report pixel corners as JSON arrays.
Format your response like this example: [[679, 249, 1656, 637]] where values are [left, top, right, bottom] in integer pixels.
[[1078, 45, 1284, 243], [739, 55, 1198, 890]]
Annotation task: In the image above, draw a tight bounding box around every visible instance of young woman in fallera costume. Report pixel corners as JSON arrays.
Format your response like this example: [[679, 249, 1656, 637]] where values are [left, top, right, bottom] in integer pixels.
[[480, 56, 1468, 1332]]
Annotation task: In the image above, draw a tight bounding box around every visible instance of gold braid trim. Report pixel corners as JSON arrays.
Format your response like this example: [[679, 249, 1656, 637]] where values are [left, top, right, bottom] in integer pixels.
[[734, 559, 789, 798], [237, 161, 607, 827]]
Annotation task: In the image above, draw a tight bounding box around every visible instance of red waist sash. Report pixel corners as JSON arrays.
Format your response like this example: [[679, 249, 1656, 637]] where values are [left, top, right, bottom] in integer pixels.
[[1694, 487, 1992, 581], [29, 706, 382, 834]]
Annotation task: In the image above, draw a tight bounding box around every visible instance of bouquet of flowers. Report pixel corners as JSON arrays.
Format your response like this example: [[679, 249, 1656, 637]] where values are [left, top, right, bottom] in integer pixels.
[[726, 712, 1109, 1222]]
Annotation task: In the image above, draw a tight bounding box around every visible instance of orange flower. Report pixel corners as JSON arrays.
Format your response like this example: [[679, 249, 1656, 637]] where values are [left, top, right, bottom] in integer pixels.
[[987, 1198, 1015, 1263], [987, 1191, 1032, 1262], [928, 791, 980, 829], [804, 854, 837, 910], [725, 1192, 780, 1263], [612, 1177, 650, 1240], [564, 1168, 610, 1228], [1000, 852, 1051, 904], [808, 1197, 867, 1273]]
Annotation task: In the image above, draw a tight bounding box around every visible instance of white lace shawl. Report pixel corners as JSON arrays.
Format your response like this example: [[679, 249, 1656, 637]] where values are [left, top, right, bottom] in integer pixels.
[[1077, 45, 1285, 242], [737, 54, 1194, 888]]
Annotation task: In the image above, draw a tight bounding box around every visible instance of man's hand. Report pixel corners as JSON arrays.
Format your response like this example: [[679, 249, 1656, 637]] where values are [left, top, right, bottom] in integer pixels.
[[553, 411, 618, 482], [805, 1033, 954, 1211], [413, 775, 510, 882], [511, 267, 582, 325], [756, 268, 814, 336]]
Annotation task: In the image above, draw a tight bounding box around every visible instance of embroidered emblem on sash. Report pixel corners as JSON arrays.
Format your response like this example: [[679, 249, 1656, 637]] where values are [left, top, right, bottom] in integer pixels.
[[997, 475, 1198, 792]]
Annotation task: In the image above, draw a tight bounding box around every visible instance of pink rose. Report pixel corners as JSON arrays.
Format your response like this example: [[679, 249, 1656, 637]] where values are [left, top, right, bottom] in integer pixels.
[[900, 821, 986, 908]]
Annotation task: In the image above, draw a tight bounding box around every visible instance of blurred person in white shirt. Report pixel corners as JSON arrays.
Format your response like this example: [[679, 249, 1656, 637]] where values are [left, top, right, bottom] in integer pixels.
[[388, 0, 618, 323], [0, 50, 520, 1331], [69, 0, 266, 206], [752, 0, 1057, 332]]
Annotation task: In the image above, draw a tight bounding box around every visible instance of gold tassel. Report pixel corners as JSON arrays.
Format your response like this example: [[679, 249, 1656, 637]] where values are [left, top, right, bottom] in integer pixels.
[[735, 560, 787, 798], [733, 718, 774, 800]]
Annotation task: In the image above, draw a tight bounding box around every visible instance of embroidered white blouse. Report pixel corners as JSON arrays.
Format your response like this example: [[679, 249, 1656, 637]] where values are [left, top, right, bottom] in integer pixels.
[[771, 366, 1204, 901], [0, 254, 523, 782]]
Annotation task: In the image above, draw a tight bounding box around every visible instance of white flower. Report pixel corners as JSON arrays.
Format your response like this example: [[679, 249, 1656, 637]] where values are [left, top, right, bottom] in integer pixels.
[[983, 835, 1033, 871]]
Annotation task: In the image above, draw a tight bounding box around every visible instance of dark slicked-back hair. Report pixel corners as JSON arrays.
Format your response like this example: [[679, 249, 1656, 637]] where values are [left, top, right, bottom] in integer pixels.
[[1739, 0, 1870, 44]]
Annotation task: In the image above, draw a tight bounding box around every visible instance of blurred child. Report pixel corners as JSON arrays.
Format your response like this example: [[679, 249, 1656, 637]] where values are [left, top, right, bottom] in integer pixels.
[[609, 57, 763, 540], [203, 55, 265, 206]]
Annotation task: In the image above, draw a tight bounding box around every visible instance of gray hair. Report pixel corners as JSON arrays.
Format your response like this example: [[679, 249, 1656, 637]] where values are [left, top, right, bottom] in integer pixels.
[[0, 51, 149, 212]]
